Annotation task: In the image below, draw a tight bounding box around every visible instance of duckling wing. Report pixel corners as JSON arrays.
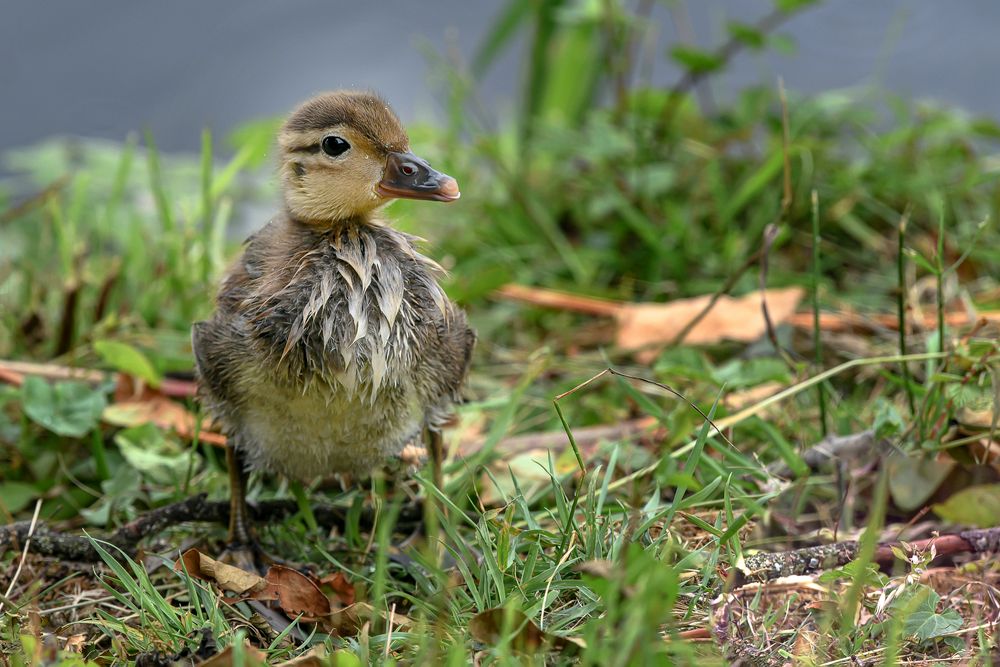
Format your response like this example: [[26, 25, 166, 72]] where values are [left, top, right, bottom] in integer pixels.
[[419, 302, 476, 429]]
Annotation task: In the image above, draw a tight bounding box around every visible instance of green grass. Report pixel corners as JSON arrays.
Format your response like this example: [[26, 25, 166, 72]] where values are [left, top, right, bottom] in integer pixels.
[[2, 0, 1000, 664]]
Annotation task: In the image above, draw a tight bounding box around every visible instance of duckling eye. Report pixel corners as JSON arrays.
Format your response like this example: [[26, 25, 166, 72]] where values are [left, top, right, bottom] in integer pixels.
[[321, 136, 350, 157]]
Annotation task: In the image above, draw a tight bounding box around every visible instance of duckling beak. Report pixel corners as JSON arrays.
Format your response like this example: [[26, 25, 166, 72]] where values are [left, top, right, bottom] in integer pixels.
[[377, 152, 461, 203]]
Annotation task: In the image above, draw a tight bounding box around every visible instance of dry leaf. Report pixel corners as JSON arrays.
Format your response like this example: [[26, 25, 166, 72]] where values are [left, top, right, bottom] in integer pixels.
[[321, 602, 412, 637], [195, 643, 267, 667], [469, 608, 585, 654], [266, 565, 331, 618], [495, 283, 1000, 340], [319, 571, 357, 606], [104, 397, 226, 446], [614, 287, 804, 350], [175, 549, 268, 596]]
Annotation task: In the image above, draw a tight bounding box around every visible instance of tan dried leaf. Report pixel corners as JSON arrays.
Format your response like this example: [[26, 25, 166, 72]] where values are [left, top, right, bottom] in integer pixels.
[[615, 287, 805, 351], [174, 549, 268, 596]]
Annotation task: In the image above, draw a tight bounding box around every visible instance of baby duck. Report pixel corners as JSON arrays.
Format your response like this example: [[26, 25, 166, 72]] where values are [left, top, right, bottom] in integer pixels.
[[192, 90, 474, 553]]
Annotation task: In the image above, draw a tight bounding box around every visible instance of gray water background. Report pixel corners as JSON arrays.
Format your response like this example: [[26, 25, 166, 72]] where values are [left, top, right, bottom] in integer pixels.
[[2, 0, 999, 155]]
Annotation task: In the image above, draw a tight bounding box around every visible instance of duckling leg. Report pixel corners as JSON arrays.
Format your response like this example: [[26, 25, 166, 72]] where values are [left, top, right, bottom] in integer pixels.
[[226, 444, 254, 546], [221, 444, 269, 572], [427, 427, 444, 492]]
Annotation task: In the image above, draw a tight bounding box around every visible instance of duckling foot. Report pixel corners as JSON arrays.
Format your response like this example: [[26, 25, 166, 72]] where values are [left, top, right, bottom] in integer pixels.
[[218, 540, 278, 576]]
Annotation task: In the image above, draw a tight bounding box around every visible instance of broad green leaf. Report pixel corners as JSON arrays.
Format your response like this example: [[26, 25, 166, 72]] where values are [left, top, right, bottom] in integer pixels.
[[669, 46, 724, 74], [0, 481, 40, 514], [933, 484, 1000, 527], [887, 453, 954, 512], [21, 377, 106, 438], [873, 399, 904, 439], [93, 340, 161, 387], [904, 608, 962, 641], [114, 423, 191, 485], [726, 22, 765, 49]]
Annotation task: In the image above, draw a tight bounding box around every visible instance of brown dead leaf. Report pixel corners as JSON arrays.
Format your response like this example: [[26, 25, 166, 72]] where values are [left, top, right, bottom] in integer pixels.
[[319, 571, 357, 606], [104, 396, 226, 447], [320, 602, 412, 637], [175, 549, 268, 596], [469, 607, 585, 654], [496, 284, 1000, 348], [494, 283, 804, 359], [194, 642, 267, 667], [614, 287, 804, 351], [266, 565, 331, 618]]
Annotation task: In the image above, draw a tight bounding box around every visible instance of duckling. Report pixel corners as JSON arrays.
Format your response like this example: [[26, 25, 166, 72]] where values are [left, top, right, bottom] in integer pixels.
[[192, 90, 474, 555]]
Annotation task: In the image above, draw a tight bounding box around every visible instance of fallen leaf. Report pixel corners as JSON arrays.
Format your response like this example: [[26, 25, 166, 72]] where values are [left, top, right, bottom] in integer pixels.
[[266, 565, 331, 618], [494, 283, 803, 358], [175, 549, 268, 596], [194, 642, 267, 667], [104, 396, 227, 447], [469, 607, 585, 654], [495, 283, 999, 345], [321, 602, 412, 637], [933, 484, 1000, 527], [319, 571, 357, 606], [887, 453, 955, 512], [614, 287, 804, 351]]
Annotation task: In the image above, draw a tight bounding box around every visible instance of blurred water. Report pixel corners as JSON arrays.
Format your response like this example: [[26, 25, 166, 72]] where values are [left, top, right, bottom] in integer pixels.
[[1, 0, 998, 154]]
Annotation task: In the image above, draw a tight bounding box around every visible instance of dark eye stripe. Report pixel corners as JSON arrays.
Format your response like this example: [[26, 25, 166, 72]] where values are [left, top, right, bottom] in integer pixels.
[[296, 144, 322, 154]]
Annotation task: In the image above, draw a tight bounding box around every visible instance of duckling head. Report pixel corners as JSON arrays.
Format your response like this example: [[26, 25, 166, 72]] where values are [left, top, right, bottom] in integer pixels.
[[278, 90, 460, 222]]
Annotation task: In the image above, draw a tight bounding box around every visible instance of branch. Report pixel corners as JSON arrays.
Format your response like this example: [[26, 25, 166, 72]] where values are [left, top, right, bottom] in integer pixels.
[[0, 494, 423, 563], [742, 526, 1000, 582]]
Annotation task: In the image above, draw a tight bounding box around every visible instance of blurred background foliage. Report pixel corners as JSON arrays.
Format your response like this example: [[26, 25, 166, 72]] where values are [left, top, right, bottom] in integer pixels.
[[1, 0, 1000, 662]]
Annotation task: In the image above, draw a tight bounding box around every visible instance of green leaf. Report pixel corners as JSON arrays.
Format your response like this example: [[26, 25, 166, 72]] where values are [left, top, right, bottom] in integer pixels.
[[726, 22, 765, 49], [472, 0, 533, 76], [905, 607, 962, 641], [21, 377, 107, 438], [114, 423, 191, 485], [775, 0, 821, 11], [887, 453, 954, 512], [933, 484, 1000, 527], [873, 398, 904, 439], [713, 357, 790, 389], [93, 340, 161, 387], [669, 46, 724, 74], [0, 481, 40, 514]]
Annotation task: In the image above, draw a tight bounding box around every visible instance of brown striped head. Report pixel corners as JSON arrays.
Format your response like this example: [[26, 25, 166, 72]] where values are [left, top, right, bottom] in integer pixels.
[[278, 90, 459, 223]]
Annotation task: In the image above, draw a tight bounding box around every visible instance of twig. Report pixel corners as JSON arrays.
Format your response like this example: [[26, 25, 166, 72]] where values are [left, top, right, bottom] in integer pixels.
[[0, 176, 71, 225], [654, 7, 796, 140], [742, 526, 1000, 582], [0, 495, 423, 564], [758, 224, 794, 368], [668, 243, 768, 347], [0, 359, 197, 397], [0, 500, 42, 615], [492, 287, 1000, 333]]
